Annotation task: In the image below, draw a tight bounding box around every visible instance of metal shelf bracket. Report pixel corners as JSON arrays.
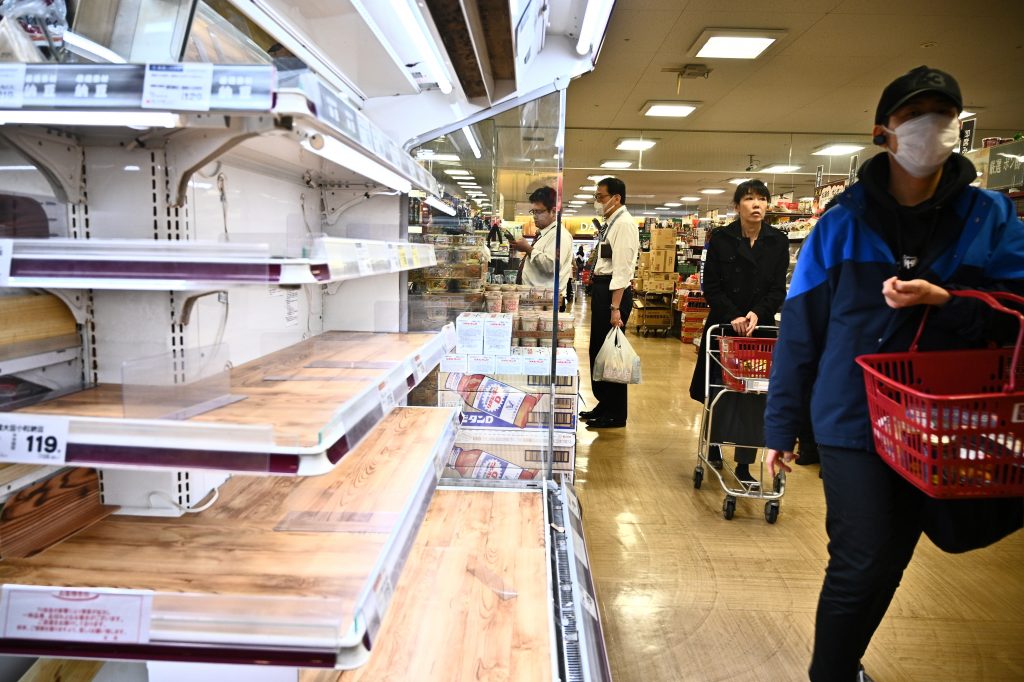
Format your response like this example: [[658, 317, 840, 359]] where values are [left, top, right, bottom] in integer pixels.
[[0, 128, 84, 204]]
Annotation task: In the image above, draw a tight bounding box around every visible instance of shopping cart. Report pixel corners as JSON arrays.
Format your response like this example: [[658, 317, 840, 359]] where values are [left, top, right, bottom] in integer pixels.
[[856, 290, 1024, 499], [693, 325, 785, 522]]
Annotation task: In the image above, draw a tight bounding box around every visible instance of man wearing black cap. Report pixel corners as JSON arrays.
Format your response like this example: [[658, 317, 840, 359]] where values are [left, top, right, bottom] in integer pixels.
[[764, 66, 1024, 682]]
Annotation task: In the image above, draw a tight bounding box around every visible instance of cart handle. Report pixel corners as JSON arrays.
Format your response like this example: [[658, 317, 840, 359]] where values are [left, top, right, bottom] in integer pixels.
[[911, 290, 1024, 392]]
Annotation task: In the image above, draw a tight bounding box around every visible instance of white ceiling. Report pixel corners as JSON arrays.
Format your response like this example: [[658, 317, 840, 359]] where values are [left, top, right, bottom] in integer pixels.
[[563, 0, 1024, 214]]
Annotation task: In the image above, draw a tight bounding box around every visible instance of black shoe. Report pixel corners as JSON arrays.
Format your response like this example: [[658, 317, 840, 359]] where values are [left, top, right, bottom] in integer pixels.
[[735, 467, 759, 487], [586, 417, 626, 429], [706, 450, 724, 470], [579, 409, 601, 420]]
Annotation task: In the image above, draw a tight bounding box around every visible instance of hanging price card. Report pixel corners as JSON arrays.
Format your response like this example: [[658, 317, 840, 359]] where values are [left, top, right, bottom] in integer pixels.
[[142, 63, 213, 111], [0, 64, 26, 109], [0, 414, 69, 465], [0, 585, 153, 644]]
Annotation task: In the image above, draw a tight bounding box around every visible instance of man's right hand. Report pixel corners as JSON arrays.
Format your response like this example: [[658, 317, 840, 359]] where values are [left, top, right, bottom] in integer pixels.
[[730, 316, 749, 334]]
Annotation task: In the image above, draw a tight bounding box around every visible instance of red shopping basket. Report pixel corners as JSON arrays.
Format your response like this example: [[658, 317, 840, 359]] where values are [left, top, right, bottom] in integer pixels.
[[855, 291, 1024, 499], [719, 336, 776, 392]]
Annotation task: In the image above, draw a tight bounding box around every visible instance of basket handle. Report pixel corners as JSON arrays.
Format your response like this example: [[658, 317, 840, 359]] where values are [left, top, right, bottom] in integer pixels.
[[910, 290, 1024, 392]]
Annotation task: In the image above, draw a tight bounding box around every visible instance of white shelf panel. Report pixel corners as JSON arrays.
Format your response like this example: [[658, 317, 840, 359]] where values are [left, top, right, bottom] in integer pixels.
[[1, 238, 435, 290]]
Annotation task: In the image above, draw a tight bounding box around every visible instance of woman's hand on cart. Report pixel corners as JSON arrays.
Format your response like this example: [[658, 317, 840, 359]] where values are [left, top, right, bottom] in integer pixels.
[[729, 312, 760, 336], [882, 276, 951, 309], [767, 449, 798, 477], [730, 316, 749, 335]]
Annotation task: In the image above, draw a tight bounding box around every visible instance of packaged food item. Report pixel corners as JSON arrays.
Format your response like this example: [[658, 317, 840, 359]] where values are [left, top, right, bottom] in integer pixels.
[[502, 292, 521, 313], [444, 373, 540, 428], [484, 292, 503, 313], [447, 446, 537, 480]]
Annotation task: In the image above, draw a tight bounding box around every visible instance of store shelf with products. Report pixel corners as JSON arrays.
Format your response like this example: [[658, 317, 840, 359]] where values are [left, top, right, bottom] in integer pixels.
[[8, 328, 454, 476], [0, 238, 435, 290], [0, 406, 459, 669]]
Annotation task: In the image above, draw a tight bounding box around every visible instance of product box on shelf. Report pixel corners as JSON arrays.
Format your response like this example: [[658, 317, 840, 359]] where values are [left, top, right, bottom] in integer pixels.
[[638, 252, 651, 270], [650, 228, 676, 250], [483, 313, 514, 356], [649, 248, 675, 273], [644, 273, 676, 293], [444, 428, 576, 482], [455, 312, 484, 354]]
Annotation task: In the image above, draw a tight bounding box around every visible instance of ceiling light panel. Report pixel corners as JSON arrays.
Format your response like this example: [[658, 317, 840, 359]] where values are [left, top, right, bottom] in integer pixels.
[[728, 177, 752, 184], [691, 29, 785, 59], [812, 144, 865, 156], [641, 101, 699, 118], [700, 188, 725, 194], [760, 164, 801, 173], [600, 160, 632, 169], [445, 169, 470, 176], [680, 196, 701, 202], [616, 138, 657, 151]]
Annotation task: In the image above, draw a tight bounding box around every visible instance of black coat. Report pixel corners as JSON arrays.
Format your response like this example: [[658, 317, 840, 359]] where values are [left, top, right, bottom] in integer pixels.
[[689, 220, 789, 402]]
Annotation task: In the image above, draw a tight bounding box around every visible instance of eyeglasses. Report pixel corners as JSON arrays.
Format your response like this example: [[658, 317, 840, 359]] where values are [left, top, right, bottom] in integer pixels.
[[528, 208, 552, 216], [594, 193, 610, 201]]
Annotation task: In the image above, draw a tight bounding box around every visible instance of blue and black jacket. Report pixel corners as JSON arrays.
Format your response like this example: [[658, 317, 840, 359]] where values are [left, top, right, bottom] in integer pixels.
[[764, 153, 1024, 452]]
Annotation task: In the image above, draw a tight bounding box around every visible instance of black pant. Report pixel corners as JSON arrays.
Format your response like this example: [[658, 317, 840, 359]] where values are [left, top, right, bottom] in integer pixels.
[[588, 276, 632, 421], [810, 445, 923, 681]]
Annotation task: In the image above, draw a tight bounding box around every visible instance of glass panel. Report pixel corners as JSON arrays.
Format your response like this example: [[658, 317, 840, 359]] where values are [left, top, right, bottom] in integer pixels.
[[122, 344, 235, 420]]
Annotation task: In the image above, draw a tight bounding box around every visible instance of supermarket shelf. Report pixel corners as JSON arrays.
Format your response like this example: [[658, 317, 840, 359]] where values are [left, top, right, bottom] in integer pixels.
[[10, 327, 456, 476], [0, 334, 81, 376], [1, 238, 436, 290], [0, 64, 438, 204], [0, 406, 459, 668]]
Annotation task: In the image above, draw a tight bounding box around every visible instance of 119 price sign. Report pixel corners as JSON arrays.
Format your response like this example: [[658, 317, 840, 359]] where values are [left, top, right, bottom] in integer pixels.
[[0, 415, 69, 464]]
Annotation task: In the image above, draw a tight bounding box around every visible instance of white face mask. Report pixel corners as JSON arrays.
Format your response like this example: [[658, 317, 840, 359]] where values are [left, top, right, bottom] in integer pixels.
[[883, 112, 960, 178], [595, 198, 617, 216]]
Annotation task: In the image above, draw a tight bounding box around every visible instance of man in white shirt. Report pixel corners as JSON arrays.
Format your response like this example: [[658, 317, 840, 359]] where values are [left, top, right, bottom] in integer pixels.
[[582, 177, 640, 428], [513, 186, 573, 301]]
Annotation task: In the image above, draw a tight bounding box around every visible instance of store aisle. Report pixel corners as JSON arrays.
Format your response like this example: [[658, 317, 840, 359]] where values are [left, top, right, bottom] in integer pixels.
[[568, 292, 1024, 682]]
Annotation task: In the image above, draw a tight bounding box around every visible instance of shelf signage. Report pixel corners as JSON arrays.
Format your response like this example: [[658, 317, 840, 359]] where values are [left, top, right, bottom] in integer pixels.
[[142, 63, 214, 111], [0, 585, 153, 644], [0, 64, 26, 109], [378, 380, 398, 413], [387, 244, 401, 271], [960, 118, 976, 154], [0, 239, 12, 285], [354, 242, 373, 276], [987, 139, 1024, 190], [0, 414, 69, 465]]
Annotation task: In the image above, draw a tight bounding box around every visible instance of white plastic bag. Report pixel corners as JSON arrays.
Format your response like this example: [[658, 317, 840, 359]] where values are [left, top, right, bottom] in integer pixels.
[[592, 327, 641, 384]]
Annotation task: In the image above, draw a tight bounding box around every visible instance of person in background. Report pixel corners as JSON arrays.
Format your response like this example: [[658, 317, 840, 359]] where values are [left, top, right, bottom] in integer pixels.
[[513, 186, 573, 305], [580, 177, 639, 429], [688, 179, 788, 484], [765, 66, 1024, 682]]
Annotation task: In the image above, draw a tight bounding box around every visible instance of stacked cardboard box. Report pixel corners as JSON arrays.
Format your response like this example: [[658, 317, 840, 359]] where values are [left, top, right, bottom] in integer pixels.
[[437, 348, 578, 482], [680, 292, 709, 343]]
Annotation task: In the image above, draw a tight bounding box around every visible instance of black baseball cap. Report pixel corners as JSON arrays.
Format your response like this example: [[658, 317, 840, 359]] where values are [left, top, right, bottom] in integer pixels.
[[874, 66, 963, 124]]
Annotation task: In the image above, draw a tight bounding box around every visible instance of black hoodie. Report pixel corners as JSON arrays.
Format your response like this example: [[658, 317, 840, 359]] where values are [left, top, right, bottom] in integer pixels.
[[858, 152, 977, 278]]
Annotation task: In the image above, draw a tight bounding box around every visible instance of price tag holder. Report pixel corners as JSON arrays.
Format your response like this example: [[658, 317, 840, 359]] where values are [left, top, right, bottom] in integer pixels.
[[378, 381, 397, 413], [413, 354, 427, 380], [0, 238, 12, 285], [387, 244, 401, 271], [0, 64, 26, 109], [0, 414, 69, 464], [410, 246, 422, 268], [142, 63, 213, 111], [354, 242, 373, 276], [0, 585, 153, 644], [396, 245, 410, 269]]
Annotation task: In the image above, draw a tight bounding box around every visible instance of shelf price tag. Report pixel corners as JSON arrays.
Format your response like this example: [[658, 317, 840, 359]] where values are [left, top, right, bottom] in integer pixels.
[[0, 414, 69, 465], [413, 354, 427, 380], [354, 242, 373, 276], [0, 64, 26, 109], [396, 245, 410, 269], [142, 63, 213, 111], [0, 238, 12, 285], [378, 380, 397, 414], [0, 585, 153, 644], [387, 244, 401, 271], [410, 245, 422, 268]]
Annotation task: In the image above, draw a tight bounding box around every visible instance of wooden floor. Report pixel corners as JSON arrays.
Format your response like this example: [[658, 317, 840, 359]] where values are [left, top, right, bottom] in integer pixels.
[[569, 292, 1024, 682]]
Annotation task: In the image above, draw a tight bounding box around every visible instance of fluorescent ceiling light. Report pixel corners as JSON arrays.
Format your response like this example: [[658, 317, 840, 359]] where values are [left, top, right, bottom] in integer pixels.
[[600, 160, 632, 169], [616, 138, 657, 151], [123, 165, 141, 172], [387, 0, 453, 94], [642, 211, 656, 216], [700, 188, 725, 194], [416, 151, 460, 162], [424, 196, 456, 216], [0, 165, 36, 171], [812, 144, 864, 156], [579, 185, 597, 191], [461, 183, 481, 188], [664, 202, 682, 207], [728, 177, 752, 184], [959, 110, 976, 120], [761, 164, 801, 173], [574, 194, 591, 199], [642, 101, 699, 118], [569, 201, 586, 206], [655, 207, 670, 211], [576, 0, 615, 55], [695, 34, 776, 59], [587, 175, 609, 182], [0, 110, 181, 128], [462, 126, 482, 159], [633, 194, 656, 199], [445, 169, 470, 176], [680, 196, 701, 202], [302, 135, 412, 194]]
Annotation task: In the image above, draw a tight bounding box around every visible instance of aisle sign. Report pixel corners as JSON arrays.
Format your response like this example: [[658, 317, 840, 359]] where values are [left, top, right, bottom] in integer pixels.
[[0, 238, 12, 285], [0, 414, 69, 465], [142, 63, 213, 111], [960, 118, 976, 154], [815, 164, 824, 189], [0, 64, 26, 109], [0, 585, 153, 644], [986, 139, 1024, 189]]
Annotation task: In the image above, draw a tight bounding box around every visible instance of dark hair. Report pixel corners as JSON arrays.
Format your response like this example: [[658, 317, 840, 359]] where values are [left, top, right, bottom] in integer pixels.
[[732, 179, 771, 205], [528, 186, 557, 211], [597, 177, 627, 206]]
